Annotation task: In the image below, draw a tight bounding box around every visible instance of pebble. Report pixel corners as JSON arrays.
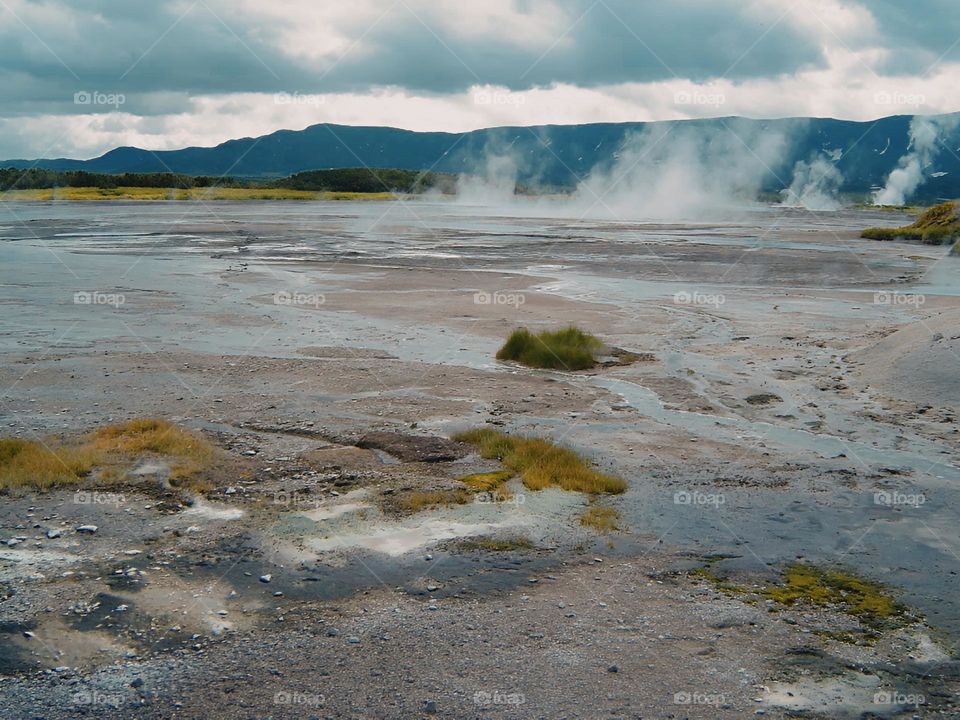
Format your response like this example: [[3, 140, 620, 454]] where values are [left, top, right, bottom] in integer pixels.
[[259, 574, 272, 583], [607, 665, 619, 673], [76, 525, 98, 534], [347, 636, 361, 644], [46, 529, 62, 539]]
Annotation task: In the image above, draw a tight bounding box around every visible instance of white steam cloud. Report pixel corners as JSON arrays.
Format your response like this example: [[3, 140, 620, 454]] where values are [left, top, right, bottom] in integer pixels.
[[573, 124, 789, 220], [780, 154, 843, 210], [874, 115, 959, 206]]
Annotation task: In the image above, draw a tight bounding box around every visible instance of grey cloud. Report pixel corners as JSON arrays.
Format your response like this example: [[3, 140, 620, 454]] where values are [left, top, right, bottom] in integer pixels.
[[0, 0, 824, 115]]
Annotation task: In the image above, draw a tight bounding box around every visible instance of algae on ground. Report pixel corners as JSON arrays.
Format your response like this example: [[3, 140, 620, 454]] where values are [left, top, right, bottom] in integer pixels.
[[762, 564, 908, 629]]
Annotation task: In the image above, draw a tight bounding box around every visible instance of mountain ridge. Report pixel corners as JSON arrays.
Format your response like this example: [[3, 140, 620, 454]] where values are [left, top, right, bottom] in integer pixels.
[[3, 114, 960, 200]]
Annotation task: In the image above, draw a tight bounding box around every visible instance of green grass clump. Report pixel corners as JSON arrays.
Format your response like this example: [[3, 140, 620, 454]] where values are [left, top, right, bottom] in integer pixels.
[[579, 505, 622, 533], [863, 201, 960, 245], [762, 564, 907, 628], [454, 428, 626, 494], [496, 326, 604, 370]]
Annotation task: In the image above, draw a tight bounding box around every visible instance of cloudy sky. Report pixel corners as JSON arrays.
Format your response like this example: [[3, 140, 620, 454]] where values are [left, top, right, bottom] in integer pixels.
[[1, 0, 959, 159]]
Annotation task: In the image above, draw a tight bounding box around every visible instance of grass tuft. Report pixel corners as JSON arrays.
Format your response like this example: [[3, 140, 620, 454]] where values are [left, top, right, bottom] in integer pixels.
[[456, 470, 514, 493], [0, 418, 217, 492], [395, 489, 472, 513], [863, 200, 960, 245], [496, 326, 604, 370], [454, 428, 626, 494], [0, 438, 98, 490], [579, 505, 622, 533]]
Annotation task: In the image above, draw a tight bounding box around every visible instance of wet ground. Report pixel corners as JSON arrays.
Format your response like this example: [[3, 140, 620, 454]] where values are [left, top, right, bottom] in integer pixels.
[[1, 199, 958, 718]]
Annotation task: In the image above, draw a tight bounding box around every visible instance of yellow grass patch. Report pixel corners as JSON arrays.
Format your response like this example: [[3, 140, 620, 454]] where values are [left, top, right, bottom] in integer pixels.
[[453, 428, 626, 495], [579, 505, 622, 533], [0, 418, 218, 492]]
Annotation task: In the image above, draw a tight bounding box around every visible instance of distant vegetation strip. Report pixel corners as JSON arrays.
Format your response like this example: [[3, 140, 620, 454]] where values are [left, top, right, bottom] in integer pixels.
[[862, 200, 960, 244], [0, 187, 396, 202], [0, 167, 457, 195]]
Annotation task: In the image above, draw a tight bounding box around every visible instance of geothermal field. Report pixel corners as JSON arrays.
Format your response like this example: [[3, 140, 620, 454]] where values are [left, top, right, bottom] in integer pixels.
[[0, 198, 957, 718]]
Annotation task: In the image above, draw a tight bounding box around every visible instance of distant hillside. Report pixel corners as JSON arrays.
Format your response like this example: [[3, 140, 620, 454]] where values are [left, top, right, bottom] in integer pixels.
[[4, 115, 960, 201]]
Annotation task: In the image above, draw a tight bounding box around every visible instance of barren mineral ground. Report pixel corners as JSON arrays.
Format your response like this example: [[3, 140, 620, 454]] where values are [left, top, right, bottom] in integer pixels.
[[1, 200, 958, 719]]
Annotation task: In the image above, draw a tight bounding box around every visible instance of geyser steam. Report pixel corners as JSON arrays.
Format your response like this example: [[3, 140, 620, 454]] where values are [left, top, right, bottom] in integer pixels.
[[573, 123, 789, 220], [874, 115, 959, 206], [780, 154, 843, 210]]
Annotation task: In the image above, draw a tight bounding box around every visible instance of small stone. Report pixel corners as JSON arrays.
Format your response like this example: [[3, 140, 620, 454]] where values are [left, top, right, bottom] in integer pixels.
[[273, 591, 283, 597], [347, 636, 361, 644], [607, 665, 619, 673], [259, 574, 272, 583], [46, 529, 62, 539], [326, 628, 339, 637], [424, 700, 437, 714], [76, 525, 98, 534], [130, 678, 144, 689]]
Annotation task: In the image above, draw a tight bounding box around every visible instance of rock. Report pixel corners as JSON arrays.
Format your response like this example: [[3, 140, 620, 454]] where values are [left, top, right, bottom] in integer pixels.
[[424, 700, 437, 714], [259, 574, 272, 583], [6, 538, 20, 547], [46, 529, 62, 539], [76, 525, 98, 534], [326, 628, 339, 637], [607, 665, 619, 673], [347, 636, 361, 644], [356, 431, 467, 463], [745, 393, 783, 406], [130, 678, 144, 689]]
